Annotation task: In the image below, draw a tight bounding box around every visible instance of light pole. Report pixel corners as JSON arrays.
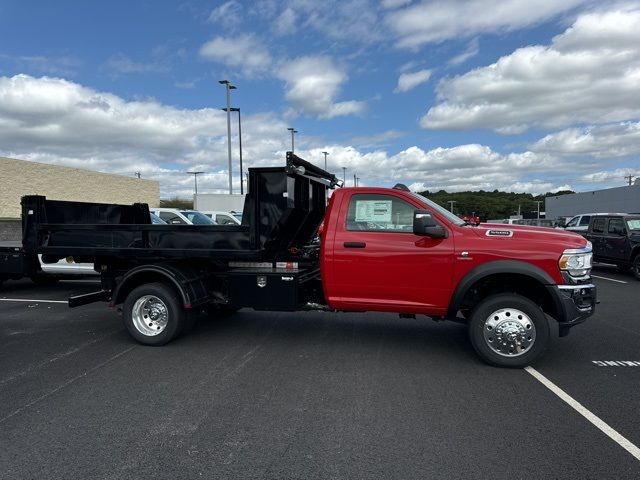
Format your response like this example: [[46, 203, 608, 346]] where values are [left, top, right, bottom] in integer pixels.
[[219, 80, 236, 194], [287, 127, 298, 154], [535, 201, 543, 220], [221, 107, 244, 195], [186, 171, 205, 202], [448, 200, 456, 213], [342, 166, 346, 185], [322, 151, 329, 171]]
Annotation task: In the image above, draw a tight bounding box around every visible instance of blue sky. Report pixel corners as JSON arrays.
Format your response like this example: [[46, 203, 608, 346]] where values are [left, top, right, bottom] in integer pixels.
[[0, 0, 639, 197]]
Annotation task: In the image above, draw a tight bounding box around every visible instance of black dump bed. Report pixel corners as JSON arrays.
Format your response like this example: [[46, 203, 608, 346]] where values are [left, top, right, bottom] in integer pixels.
[[20, 153, 338, 263]]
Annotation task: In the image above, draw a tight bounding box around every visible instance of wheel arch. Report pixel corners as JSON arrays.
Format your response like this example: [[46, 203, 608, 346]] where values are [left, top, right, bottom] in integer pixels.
[[448, 260, 559, 321], [111, 264, 209, 308]]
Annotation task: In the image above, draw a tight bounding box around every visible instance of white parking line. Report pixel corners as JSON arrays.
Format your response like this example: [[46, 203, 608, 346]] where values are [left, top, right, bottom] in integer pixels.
[[525, 366, 640, 462], [592, 275, 628, 284], [0, 298, 67, 304]]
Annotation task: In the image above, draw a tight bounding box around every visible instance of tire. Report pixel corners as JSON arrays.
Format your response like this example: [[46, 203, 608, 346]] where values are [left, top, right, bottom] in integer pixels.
[[632, 255, 640, 281], [30, 274, 60, 286], [122, 282, 185, 346], [468, 294, 550, 368]]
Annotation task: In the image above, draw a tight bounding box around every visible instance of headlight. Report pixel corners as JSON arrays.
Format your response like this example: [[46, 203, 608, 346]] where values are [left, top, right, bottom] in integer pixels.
[[559, 243, 593, 278]]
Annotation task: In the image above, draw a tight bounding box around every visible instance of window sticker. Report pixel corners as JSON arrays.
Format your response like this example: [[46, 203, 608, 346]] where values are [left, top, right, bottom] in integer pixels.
[[355, 200, 392, 222]]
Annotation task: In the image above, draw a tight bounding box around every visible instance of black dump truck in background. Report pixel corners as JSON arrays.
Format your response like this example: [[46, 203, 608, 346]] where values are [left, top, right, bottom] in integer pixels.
[[0, 153, 339, 344]]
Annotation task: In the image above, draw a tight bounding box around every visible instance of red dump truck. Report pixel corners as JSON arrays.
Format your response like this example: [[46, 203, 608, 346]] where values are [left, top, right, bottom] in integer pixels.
[[0, 153, 596, 367]]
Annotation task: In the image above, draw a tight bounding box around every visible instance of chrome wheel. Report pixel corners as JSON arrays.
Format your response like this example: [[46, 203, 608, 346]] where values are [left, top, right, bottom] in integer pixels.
[[131, 295, 169, 336], [483, 308, 536, 357]]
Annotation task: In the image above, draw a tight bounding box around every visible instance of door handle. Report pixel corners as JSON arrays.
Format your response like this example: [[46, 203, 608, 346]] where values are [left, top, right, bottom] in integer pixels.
[[343, 241, 366, 248]]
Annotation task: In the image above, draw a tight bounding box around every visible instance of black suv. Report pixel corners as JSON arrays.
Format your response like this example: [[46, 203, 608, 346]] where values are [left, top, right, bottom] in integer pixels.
[[586, 214, 640, 280]]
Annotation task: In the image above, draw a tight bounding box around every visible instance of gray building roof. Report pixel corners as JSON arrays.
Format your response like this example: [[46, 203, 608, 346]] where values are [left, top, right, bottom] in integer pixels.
[[545, 184, 640, 219]]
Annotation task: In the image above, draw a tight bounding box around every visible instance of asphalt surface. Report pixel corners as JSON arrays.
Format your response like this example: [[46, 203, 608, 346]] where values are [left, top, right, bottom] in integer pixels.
[[1, 267, 639, 479]]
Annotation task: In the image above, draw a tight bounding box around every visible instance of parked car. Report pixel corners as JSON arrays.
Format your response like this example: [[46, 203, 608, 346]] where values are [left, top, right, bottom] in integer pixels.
[[586, 214, 640, 279], [563, 212, 626, 234], [201, 211, 241, 225], [150, 208, 216, 225], [150, 212, 166, 224], [37, 212, 166, 281]]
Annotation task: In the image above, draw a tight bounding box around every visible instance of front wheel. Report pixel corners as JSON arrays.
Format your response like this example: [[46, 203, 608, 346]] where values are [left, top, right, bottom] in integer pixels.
[[468, 294, 550, 368], [123, 283, 185, 345]]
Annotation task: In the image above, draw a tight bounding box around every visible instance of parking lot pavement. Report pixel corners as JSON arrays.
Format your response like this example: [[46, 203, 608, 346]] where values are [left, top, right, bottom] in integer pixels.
[[1, 278, 639, 479]]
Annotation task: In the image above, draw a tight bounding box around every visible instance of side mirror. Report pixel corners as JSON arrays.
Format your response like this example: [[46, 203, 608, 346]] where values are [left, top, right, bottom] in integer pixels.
[[413, 210, 447, 238]]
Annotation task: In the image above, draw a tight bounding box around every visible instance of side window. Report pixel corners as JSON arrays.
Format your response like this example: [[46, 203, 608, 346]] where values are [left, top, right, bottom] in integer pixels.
[[565, 216, 579, 228], [579, 215, 591, 226], [607, 218, 625, 235], [216, 214, 234, 225], [346, 194, 415, 232], [160, 212, 186, 224], [592, 217, 605, 234]]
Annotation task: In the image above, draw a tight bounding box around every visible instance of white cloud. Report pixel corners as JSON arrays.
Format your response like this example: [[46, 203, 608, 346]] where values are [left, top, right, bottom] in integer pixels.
[[199, 34, 272, 76], [0, 75, 290, 197], [207, 1, 244, 29], [0, 75, 632, 197], [381, 0, 412, 9], [421, 8, 640, 132], [273, 7, 297, 36], [580, 168, 637, 184], [277, 56, 365, 119], [261, 1, 383, 44], [394, 69, 431, 93], [0, 54, 81, 76], [448, 38, 479, 66], [531, 122, 640, 158], [386, 0, 587, 49]]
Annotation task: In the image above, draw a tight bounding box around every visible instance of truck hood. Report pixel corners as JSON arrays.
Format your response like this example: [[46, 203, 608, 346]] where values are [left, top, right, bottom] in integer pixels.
[[473, 223, 589, 250]]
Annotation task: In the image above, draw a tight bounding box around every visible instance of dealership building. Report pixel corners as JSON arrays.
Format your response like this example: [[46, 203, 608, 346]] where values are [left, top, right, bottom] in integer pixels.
[[0, 156, 160, 219], [545, 183, 640, 220]]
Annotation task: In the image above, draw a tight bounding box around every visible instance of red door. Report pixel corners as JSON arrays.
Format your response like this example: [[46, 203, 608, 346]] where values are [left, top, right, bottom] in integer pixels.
[[327, 191, 455, 315]]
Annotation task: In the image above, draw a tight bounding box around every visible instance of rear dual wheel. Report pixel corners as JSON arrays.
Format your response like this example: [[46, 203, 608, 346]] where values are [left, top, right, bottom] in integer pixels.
[[123, 283, 186, 345], [468, 294, 550, 368]]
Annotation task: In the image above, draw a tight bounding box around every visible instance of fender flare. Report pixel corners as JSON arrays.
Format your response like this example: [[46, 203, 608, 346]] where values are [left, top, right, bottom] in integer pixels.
[[111, 263, 210, 308], [447, 260, 555, 318]]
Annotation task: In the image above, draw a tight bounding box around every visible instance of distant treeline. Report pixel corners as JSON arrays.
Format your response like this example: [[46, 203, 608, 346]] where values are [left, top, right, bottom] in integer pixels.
[[417, 189, 575, 221], [159, 197, 194, 209]]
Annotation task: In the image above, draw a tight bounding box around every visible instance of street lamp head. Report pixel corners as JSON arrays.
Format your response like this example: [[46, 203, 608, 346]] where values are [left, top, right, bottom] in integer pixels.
[[220, 107, 240, 112], [218, 79, 229, 85], [229, 85, 237, 90], [186, 171, 205, 175]]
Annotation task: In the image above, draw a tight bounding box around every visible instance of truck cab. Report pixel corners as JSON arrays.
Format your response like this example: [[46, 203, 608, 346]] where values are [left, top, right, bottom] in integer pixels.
[[586, 214, 640, 279], [321, 185, 596, 366]]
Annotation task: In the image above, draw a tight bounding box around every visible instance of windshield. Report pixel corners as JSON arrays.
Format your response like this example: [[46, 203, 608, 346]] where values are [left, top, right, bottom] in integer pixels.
[[409, 192, 466, 226], [149, 213, 166, 224], [180, 211, 215, 225], [627, 219, 640, 231]]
